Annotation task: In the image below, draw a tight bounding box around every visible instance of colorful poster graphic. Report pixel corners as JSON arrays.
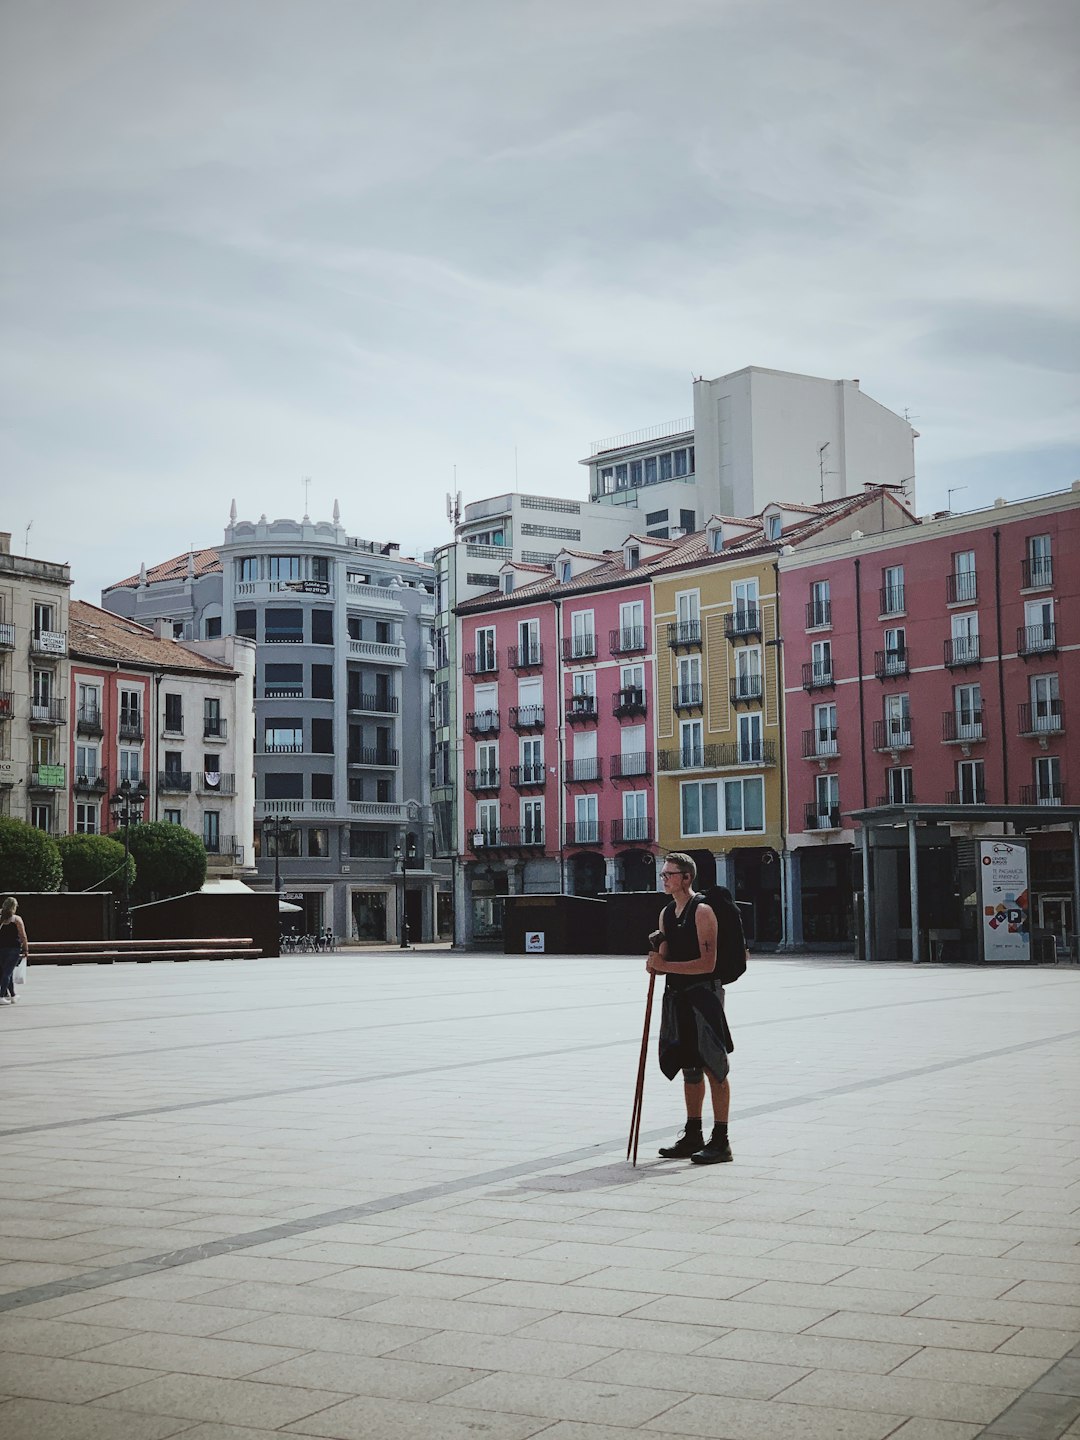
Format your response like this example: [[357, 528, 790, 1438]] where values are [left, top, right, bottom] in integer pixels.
[[978, 840, 1031, 963]]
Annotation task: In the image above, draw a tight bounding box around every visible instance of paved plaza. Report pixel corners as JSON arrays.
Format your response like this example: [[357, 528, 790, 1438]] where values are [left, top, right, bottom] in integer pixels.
[[0, 952, 1079, 1440]]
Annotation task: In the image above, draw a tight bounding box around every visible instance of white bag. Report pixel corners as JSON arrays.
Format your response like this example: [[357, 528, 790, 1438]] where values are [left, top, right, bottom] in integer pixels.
[[13, 957, 26, 986]]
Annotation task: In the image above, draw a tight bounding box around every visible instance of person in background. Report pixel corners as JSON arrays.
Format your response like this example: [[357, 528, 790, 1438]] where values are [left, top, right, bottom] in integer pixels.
[[0, 896, 29, 1005]]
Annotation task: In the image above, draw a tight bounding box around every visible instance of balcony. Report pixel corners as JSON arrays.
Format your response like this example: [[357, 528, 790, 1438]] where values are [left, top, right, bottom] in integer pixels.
[[73, 768, 109, 794], [1022, 555, 1053, 590], [946, 570, 978, 604], [347, 746, 400, 767], [76, 704, 103, 736], [509, 704, 544, 731], [612, 816, 653, 844], [944, 637, 981, 669], [724, 606, 762, 642], [805, 599, 832, 630], [469, 826, 545, 853], [878, 790, 916, 807], [203, 717, 228, 740], [1018, 701, 1064, 737], [610, 751, 652, 779], [158, 770, 192, 793], [873, 719, 913, 752], [205, 833, 237, 859], [466, 768, 500, 794], [29, 699, 66, 726], [162, 717, 184, 737], [875, 649, 909, 680], [804, 803, 842, 831], [348, 692, 398, 713], [348, 638, 407, 665], [464, 650, 499, 678], [947, 787, 987, 806], [562, 634, 597, 662], [658, 741, 776, 771], [609, 626, 646, 656], [667, 620, 701, 650], [730, 676, 763, 707], [30, 629, 66, 657], [509, 763, 546, 789], [465, 709, 500, 737], [673, 683, 703, 712], [1019, 783, 1065, 807], [802, 728, 839, 760], [565, 820, 602, 847], [0, 691, 11, 722], [879, 585, 905, 617], [565, 757, 603, 783], [198, 771, 235, 795], [565, 695, 598, 723], [1018, 623, 1057, 658], [0, 622, 14, 649], [802, 661, 834, 691], [508, 643, 543, 670], [118, 715, 144, 741], [613, 687, 647, 719], [942, 710, 985, 744], [28, 763, 66, 790]]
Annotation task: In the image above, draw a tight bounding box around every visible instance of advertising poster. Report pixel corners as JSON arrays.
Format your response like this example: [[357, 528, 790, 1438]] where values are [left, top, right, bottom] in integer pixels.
[[978, 839, 1031, 963]]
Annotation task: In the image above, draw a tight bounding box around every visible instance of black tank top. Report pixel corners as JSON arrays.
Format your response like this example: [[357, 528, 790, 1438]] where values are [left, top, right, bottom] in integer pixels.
[[0, 919, 19, 947], [661, 894, 713, 992]]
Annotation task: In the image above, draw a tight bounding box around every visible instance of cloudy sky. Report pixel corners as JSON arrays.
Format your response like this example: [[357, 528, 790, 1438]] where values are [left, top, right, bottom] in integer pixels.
[[2, 0, 1077, 601]]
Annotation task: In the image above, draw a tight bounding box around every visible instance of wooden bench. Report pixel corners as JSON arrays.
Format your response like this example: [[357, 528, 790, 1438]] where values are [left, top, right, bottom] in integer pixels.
[[30, 938, 263, 966]]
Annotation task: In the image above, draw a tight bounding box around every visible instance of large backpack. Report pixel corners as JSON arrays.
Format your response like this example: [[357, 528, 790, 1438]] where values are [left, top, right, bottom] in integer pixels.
[[697, 887, 748, 985]]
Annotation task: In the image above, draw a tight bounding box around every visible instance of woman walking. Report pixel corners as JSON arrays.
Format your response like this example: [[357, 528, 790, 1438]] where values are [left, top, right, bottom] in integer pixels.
[[0, 896, 28, 1005]]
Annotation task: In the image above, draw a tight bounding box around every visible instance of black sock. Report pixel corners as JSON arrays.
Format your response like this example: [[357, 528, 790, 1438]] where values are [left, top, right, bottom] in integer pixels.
[[685, 1117, 703, 1134], [711, 1122, 728, 1143]]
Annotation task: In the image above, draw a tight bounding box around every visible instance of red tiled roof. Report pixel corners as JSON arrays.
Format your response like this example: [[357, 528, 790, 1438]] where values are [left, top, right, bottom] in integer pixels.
[[69, 601, 237, 676], [106, 548, 222, 591]]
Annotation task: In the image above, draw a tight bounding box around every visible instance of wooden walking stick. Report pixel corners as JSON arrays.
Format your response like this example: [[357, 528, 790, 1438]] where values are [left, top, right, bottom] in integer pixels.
[[627, 972, 656, 1166]]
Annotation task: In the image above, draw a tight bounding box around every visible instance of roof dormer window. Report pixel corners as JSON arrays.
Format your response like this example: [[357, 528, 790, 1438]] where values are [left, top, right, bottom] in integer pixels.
[[559, 560, 572, 584], [765, 513, 783, 541], [502, 573, 515, 594], [624, 545, 640, 571]]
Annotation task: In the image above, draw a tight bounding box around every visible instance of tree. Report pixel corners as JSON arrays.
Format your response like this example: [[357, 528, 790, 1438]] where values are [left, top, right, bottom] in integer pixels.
[[57, 833, 135, 894], [0, 816, 62, 892], [124, 822, 207, 904]]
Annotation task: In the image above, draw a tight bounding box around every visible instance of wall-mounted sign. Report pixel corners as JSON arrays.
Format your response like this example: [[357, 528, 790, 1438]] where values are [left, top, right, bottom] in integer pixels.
[[285, 581, 330, 594], [35, 764, 65, 787], [978, 839, 1031, 963], [0, 758, 15, 785], [525, 931, 545, 953]]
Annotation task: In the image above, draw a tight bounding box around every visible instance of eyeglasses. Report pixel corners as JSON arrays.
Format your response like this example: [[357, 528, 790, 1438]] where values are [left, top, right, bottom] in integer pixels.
[[660, 870, 685, 878]]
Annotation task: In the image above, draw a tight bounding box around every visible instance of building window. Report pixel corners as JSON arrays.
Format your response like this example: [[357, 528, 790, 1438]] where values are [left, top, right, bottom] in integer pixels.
[[119, 749, 141, 786], [311, 664, 334, 700], [311, 609, 333, 645], [814, 774, 840, 826], [311, 773, 333, 799], [203, 697, 223, 737], [75, 803, 98, 834], [30, 805, 52, 832], [265, 722, 303, 753], [163, 693, 183, 733], [349, 829, 388, 858], [311, 718, 334, 754], [809, 580, 831, 628], [261, 823, 301, 857], [263, 772, 303, 800], [886, 766, 914, 804], [475, 799, 499, 843], [881, 565, 905, 615], [645, 508, 667, 526], [237, 557, 259, 582], [235, 608, 257, 639], [1025, 534, 1052, 587], [164, 808, 182, 825], [204, 616, 222, 639], [680, 777, 764, 835], [265, 608, 304, 643], [203, 812, 220, 852], [957, 759, 986, 805], [311, 556, 330, 584], [33, 602, 54, 635], [522, 798, 544, 844], [267, 555, 302, 581]]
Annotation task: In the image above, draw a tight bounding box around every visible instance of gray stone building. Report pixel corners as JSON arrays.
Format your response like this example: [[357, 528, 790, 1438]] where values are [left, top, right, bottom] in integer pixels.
[[102, 505, 449, 941]]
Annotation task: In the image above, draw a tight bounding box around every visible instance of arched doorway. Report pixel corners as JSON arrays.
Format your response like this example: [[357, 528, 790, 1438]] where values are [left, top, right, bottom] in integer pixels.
[[732, 846, 781, 943], [570, 851, 606, 897], [617, 850, 656, 892], [687, 848, 717, 889]]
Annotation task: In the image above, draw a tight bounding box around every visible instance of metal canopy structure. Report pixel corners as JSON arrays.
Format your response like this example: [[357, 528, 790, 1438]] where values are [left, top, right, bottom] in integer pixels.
[[849, 803, 1080, 963]]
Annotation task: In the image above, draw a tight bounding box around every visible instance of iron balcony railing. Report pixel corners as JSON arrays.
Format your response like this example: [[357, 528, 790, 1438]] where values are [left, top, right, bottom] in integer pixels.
[[0, 691, 12, 721], [613, 687, 647, 718], [509, 704, 544, 730], [73, 768, 109, 793], [28, 763, 66, 789], [76, 704, 103, 735], [509, 763, 546, 789], [947, 787, 987, 805], [673, 683, 703, 710], [465, 768, 500, 793], [565, 756, 603, 783], [942, 711, 985, 743], [29, 698, 66, 725], [265, 741, 304, 753], [1019, 782, 1065, 807], [158, 770, 192, 792], [804, 803, 842, 831], [724, 606, 762, 641], [802, 662, 834, 691], [465, 709, 500, 736], [730, 676, 763, 705], [464, 650, 499, 677], [203, 716, 228, 739], [349, 693, 399, 713], [469, 826, 545, 852], [565, 820, 602, 846], [0, 622, 14, 649], [805, 599, 832, 630], [162, 715, 184, 735], [612, 816, 653, 844], [566, 696, 598, 723], [658, 741, 776, 771], [1018, 623, 1058, 657], [118, 714, 144, 740], [946, 570, 978, 604], [347, 747, 400, 766], [198, 771, 235, 795], [667, 620, 701, 649], [802, 728, 839, 759], [875, 649, 909, 680], [878, 789, 916, 807], [609, 626, 646, 655], [562, 634, 597, 662], [204, 833, 237, 856], [1022, 555, 1053, 589], [610, 751, 651, 779], [1018, 701, 1063, 736], [873, 719, 913, 751], [944, 637, 981, 668], [879, 584, 906, 616], [508, 643, 543, 670]]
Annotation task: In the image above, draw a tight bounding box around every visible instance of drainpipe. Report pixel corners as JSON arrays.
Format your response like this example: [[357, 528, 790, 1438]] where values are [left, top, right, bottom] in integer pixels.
[[554, 596, 567, 895], [772, 559, 791, 948], [854, 557, 868, 809], [993, 529, 1009, 806], [153, 671, 164, 821]]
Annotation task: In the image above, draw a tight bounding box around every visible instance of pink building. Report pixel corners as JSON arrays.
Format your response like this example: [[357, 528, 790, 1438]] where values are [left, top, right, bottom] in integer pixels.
[[780, 485, 1080, 959], [456, 539, 676, 943]]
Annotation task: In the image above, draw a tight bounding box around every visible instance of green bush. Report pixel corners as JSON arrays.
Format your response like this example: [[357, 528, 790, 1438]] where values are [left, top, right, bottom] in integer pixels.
[[124, 822, 207, 904], [57, 833, 135, 894], [0, 815, 62, 892]]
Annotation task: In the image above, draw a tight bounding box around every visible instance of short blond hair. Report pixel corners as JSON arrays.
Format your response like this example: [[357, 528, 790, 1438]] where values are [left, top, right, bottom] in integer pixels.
[[1, 896, 17, 921]]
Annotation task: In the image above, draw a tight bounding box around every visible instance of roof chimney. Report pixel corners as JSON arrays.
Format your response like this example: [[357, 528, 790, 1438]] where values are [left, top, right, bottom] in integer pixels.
[[154, 619, 173, 640]]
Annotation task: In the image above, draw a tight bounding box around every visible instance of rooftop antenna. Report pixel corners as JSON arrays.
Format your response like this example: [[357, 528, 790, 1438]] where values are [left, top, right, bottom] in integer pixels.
[[514, 445, 519, 493], [903, 407, 919, 423], [818, 443, 838, 503], [445, 467, 462, 529], [302, 475, 312, 520], [947, 485, 967, 513], [23, 520, 32, 555]]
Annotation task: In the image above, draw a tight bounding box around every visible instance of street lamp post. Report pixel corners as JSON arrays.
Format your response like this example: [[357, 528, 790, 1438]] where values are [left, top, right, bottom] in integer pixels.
[[109, 783, 145, 940], [263, 815, 294, 895], [394, 836, 417, 949]]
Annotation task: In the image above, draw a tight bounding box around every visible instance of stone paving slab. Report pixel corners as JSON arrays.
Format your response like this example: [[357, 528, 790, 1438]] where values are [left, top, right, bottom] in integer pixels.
[[0, 952, 1078, 1439]]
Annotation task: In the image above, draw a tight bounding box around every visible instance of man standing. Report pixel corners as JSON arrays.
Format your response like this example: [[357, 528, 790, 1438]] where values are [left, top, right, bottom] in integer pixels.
[[647, 853, 734, 1164]]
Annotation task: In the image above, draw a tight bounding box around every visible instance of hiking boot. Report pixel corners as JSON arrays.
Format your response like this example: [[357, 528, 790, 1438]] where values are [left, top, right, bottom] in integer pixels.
[[658, 1126, 703, 1159], [691, 1128, 733, 1165]]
